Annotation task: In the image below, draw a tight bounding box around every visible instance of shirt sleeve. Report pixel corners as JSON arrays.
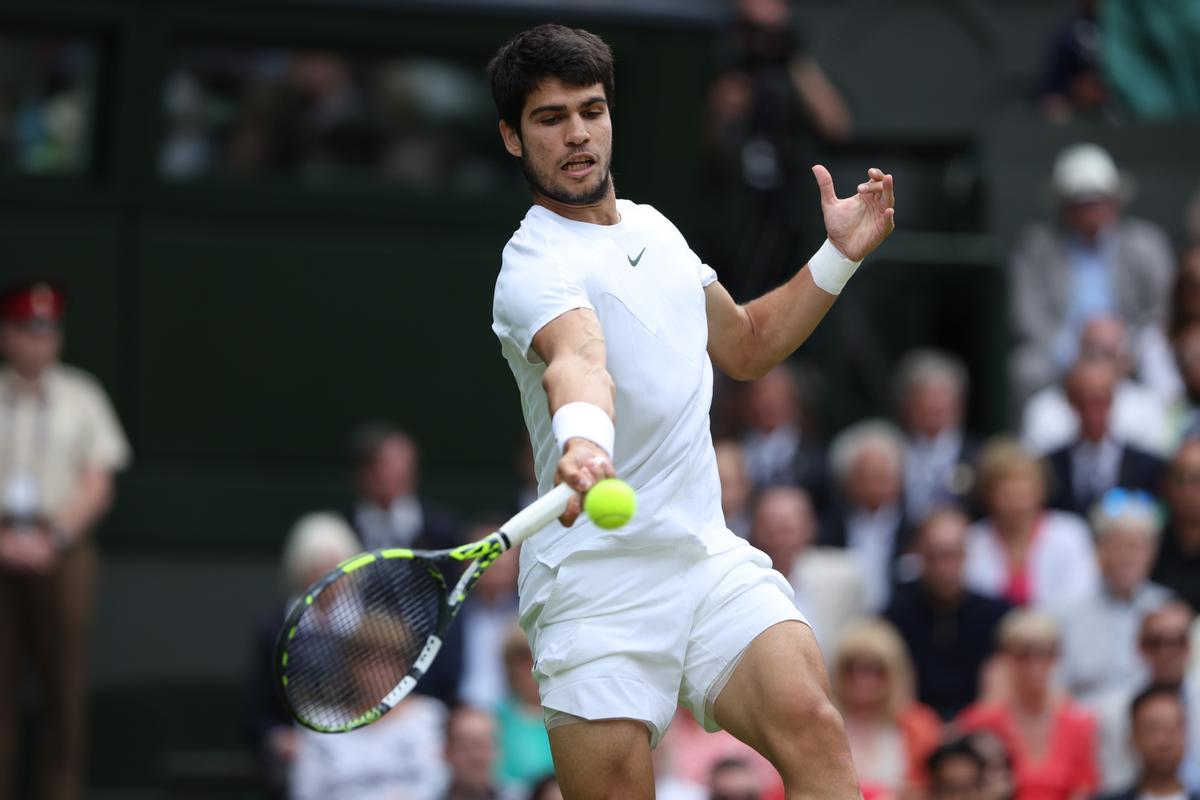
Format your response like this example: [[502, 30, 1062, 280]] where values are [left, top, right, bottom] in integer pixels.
[[645, 204, 718, 287], [79, 380, 132, 471], [492, 237, 594, 365]]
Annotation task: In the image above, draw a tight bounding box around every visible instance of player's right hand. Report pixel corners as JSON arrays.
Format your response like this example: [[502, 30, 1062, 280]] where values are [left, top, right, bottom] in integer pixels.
[[554, 438, 615, 526]]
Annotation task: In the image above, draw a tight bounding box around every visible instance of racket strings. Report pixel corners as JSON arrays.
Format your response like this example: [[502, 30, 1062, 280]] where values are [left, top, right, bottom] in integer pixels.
[[282, 558, 445, 731]]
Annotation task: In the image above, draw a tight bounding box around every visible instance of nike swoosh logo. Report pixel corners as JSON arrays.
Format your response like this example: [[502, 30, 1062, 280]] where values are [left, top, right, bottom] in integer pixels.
[[627, 247, 646, 267]]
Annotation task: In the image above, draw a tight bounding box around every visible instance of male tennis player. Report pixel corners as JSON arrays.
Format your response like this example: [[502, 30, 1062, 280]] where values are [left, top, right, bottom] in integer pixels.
[[489, 24, 894, 799]]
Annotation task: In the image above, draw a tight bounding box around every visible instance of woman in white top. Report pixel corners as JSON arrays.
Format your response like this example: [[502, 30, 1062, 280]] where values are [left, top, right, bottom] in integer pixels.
[[964, 438, 1099, 608]]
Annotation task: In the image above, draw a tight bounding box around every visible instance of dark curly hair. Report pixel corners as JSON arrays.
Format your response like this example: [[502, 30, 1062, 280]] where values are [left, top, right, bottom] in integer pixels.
[[486, 23, 615, 133]]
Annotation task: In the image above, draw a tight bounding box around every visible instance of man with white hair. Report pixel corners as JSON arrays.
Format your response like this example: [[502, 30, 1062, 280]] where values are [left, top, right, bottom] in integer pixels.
[[894, 349, 982, 521], [1051, 489, 1174, 706], [1009, 142, 1175, 403], [820, 420, 912, 612]]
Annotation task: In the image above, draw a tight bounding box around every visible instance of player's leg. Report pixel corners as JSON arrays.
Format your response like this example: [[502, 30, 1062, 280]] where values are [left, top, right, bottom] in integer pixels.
[[547, 716, 655, 800], [713, 620, 859, 800]]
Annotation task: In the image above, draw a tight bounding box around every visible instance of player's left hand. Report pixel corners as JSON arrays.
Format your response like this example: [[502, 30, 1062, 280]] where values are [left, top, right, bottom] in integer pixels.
[[813, 165, 895, 262], [554, 438, 615, 526]]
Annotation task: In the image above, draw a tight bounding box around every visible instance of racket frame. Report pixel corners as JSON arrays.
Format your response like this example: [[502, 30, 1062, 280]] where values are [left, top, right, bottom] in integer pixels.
[[274, 482, 575, 733]]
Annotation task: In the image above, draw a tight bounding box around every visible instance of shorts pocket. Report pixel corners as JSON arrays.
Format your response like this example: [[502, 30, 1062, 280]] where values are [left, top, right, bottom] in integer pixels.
[[530, 619, 582, 680]]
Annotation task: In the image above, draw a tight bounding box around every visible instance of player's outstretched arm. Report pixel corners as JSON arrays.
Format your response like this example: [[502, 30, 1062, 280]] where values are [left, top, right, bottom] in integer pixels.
[[706, 166, 895, 380], [532, 308, 617, 524]]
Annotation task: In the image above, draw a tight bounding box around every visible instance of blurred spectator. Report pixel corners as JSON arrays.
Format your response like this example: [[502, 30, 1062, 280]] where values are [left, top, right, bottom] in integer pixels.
[[703, 0, 852, 300], [715, 439, 753, 539], [0, 280, 130, 800], [347, 422, 456, 551], [738, 365, 831, 513], [1101, 0, 1200, 120], [1051, 489, 1172, 705], [823, 420, 912, 612], [707, 757, 762, 800], [927, 738, 986, 800], [885, 509, 1012, 721], [957, 609, 1099, 800], [894, 349, 982, 522], [1153, 442, 1200, 611], [1094, 602, 1200, 793], [457, 518, 519, 710], [1095, 686, 1200, 800], [966, 730, 1017, 800], [1043, 360, 1165, 515], [1135, 247, 1200, 409], [830, 619, 942, 798], [493, 627, 553, 789], [290, 619, 450, 800], [1021, 316, 1169, 457], [749, 486, 867, 657], [0, 36, 97, 175], [1036, 0, 1114, 123], [656, 708, 778, 799], [347, 421, 462, 703], [1165, 321, 1200, 446], [964, 439, 1099, 608], [528, 775, 564, 800], [441, 705, 519, 800], [246, 512, 359, 797], [1009, 143, 1174, 403]]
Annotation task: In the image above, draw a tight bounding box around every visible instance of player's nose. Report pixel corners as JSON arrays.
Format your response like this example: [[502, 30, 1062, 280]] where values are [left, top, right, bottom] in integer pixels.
[[564, 113, 590, 145]]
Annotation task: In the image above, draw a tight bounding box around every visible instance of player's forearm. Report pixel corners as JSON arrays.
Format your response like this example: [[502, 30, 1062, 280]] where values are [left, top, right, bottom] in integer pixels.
[[542, 354, 616, 419], [736, 268, 837, 379], [52, 468, 114, 544]]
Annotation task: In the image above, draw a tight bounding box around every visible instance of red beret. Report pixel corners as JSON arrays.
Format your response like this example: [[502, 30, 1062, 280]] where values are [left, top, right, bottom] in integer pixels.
[[0, 282, 65, 325]]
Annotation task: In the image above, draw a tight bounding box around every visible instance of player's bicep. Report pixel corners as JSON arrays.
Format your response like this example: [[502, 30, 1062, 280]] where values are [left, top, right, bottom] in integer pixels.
[[704, 280, 755, 380], [531, 308, 614, 414]]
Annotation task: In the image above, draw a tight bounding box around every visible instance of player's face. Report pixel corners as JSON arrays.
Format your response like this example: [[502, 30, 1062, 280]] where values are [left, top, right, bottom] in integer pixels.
[[501, 78, 613, 207]]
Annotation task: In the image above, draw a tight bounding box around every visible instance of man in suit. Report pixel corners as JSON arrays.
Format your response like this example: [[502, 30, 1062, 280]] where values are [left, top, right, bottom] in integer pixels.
[[1095, 685, 1200, 800], [885, 509, 1011, 720], [749, 486, 866, 658], [821, 419, 912, 612], [1045, 358, 1165, 516], [738, 364, 832, 515], [894, 348, 982, 522], [1009, 142, 1175, 403], [347, 422, 458, 552], [345, 422, 462, 703]]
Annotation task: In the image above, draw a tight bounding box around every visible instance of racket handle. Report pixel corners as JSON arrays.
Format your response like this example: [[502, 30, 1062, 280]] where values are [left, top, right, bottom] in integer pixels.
[[499, 482, 576, 549]]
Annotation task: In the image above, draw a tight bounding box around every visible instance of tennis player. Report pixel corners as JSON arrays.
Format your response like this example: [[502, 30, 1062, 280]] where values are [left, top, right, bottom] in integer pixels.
[[488, 24, 894, 799]]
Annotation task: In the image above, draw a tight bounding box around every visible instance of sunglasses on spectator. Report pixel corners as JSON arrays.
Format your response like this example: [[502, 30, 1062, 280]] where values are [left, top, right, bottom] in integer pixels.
[[840, 658, 887, 677], [1097, 487, 1157, 517], [1141, 633, 1189, 650], [1007, 645, 1056, 661]]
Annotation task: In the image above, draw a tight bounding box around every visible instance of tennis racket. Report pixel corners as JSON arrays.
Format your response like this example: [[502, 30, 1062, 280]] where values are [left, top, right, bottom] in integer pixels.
[[274, 482, 575, 733]]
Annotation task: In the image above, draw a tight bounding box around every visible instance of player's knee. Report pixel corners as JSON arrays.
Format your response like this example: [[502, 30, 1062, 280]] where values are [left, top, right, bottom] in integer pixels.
[[765, 687, 846, 757]]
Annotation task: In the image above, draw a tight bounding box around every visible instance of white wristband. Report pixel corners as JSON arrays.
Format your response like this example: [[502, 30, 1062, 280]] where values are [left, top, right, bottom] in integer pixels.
[[807, 239, 863, 296], [552, 402, 615, 459]]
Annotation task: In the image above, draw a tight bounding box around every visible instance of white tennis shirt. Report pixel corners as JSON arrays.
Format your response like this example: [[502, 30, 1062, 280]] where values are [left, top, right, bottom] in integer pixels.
[[493, 199, 739, 568]]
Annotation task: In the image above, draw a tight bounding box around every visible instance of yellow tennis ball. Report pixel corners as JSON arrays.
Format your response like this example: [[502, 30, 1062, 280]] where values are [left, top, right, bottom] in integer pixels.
[[584, 479, 637, 529]]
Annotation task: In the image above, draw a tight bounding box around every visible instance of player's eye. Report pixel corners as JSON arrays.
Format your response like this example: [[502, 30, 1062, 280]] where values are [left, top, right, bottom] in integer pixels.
[[539, 116, 560, 125]]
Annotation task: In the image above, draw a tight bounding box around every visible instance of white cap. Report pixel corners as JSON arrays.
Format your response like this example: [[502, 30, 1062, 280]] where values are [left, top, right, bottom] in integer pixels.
[[1052, 143, 1122, 202]]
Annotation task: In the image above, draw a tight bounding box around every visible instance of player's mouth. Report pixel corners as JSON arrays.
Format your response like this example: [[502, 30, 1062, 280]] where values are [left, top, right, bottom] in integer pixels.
[[560, 154, 597, 179]]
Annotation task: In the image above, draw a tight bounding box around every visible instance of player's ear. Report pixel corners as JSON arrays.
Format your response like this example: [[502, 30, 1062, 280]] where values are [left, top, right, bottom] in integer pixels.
[[499, 120, 523, 158]]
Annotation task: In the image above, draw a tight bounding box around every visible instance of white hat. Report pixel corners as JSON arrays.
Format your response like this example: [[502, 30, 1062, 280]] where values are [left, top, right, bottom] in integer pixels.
[[1052, 143, 1123, 202]]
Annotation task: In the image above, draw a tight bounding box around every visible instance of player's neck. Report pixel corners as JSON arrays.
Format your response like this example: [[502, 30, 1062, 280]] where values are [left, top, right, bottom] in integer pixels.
[[532, 186, 620, 226]]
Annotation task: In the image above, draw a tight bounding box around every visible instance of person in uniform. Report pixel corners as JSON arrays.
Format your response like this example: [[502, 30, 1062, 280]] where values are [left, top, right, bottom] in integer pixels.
[[0, 280, 131, 800]]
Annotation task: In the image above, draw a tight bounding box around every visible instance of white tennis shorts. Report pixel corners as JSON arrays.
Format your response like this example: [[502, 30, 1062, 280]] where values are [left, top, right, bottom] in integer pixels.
[[518, 538, 806, 747]]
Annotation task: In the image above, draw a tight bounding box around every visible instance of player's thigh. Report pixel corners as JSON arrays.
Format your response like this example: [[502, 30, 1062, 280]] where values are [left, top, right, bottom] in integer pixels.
[[712, 620, 837, 760], [547, 717, 654, 800]]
